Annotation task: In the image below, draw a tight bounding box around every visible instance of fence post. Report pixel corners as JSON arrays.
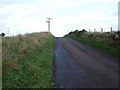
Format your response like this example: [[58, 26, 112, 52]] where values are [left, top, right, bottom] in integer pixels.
[[89, 29, 90, 32], [101, 28, 103, 33], [111, 27, 113, 33], [94, 29, 96, 32]]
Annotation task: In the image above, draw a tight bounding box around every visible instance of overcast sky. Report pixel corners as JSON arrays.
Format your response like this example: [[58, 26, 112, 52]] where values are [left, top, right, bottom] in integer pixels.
[[0, 0, 119, 37]]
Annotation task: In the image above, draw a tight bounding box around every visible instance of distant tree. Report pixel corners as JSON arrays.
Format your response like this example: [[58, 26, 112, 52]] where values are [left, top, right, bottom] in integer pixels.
[[65, 29, 87, 37], [76, 29, 87, 37], [0, 33, 5, 37], [81, 29, 87, 33], [74, 30, 78, 33], [68, 31, 73, 34]]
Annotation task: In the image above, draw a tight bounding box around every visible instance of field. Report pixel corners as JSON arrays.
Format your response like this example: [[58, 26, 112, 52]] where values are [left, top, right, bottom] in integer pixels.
[[65, 29, 120, 58], [2, 32, 54, 88]]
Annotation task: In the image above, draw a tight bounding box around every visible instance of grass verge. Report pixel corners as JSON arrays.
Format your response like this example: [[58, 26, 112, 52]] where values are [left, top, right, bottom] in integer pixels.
[[67, 35, 120, 59], [2, 32, 54, 88]]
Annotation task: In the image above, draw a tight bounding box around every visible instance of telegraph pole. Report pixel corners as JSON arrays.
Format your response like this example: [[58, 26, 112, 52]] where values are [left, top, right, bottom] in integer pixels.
[[46, 18, 52, 32]]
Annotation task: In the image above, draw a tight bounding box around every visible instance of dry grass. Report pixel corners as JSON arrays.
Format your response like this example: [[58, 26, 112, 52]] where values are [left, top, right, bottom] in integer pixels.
[[3, 32, 51, 70], [2, 32, 54, 88]]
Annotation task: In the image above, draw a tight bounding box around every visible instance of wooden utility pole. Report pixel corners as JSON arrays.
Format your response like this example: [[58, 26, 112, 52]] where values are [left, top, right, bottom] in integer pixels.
[[46, 18, 52, 32]]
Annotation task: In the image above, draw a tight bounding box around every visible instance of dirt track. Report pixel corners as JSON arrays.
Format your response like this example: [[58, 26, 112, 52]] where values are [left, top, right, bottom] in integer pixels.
[[55, 37, 118, 88]]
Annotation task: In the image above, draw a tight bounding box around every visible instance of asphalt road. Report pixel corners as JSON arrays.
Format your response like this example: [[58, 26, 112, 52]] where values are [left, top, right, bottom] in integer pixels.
[[54, 37, 118, 88]]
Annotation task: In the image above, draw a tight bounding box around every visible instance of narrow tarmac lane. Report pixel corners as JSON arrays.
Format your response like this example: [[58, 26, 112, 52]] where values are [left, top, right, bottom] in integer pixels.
[[55, 37, 118, 88]]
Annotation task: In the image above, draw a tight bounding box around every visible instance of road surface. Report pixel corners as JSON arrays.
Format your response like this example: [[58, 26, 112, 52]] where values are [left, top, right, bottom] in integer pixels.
[[54, 37, 118, 88]]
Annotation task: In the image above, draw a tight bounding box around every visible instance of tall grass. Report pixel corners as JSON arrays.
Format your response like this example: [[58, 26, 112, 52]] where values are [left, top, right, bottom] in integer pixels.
[[2, 32, 54, 88]]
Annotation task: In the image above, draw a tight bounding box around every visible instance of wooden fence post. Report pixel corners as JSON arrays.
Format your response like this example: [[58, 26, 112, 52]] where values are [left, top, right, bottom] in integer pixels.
[[111, 27, 113, 33], [94, 29, 96, 32], [89, 29, 90, 32], [101, 28, 103, 33]]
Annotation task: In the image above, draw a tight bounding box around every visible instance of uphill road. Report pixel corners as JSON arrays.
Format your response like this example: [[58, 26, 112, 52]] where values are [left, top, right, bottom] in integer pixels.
[[54, 37, 118, 88]]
